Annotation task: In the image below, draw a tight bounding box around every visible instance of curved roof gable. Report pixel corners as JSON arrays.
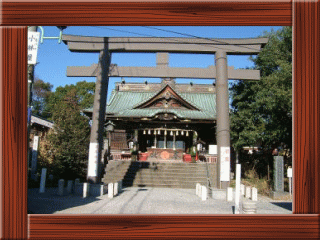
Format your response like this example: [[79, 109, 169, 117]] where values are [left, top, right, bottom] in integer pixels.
[[133, 84, 200, 111]]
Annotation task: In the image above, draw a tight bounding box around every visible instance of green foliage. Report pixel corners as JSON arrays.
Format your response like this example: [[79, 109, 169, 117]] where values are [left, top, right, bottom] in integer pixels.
[[43, 89, 91, 180], [241, 168, 272, 196], [230, 27, 292, 153], [46, 80, 95, 120], [32, 78, 53, 118]]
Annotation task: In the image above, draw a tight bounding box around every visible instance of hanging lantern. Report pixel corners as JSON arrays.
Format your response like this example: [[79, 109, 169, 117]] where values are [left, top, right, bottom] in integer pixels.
[[186, 131, 189, 136], [148, 129, 151, 135], [170, 131, 173, 136], [176, 130, 179, 136], [143, 130, 146, 134], [164, 130, 167, 135], [181, 130, 184, 136], [154, 130, 157, 135], [158, 130, 161, 135]]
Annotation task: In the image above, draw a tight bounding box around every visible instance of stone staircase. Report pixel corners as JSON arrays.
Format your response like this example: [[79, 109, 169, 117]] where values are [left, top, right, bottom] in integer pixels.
[[101, 160, 132, 184], [102, 160, 209, 189]]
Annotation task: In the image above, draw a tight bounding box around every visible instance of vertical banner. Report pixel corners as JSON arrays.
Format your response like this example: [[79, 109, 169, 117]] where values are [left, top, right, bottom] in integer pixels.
[[220, 146, 230, 181], [28, 31, 40, 65], [31, 136, 39, 174], [88, 142, 99, 177]]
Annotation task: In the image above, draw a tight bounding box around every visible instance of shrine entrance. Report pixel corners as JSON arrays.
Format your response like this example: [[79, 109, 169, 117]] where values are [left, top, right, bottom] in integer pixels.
[[62, 35, 268, 188]]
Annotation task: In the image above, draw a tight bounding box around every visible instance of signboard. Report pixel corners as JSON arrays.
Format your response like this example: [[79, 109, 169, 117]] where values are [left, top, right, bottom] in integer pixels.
[[209, 145, 217, 155], [88, 142, 99, 177], [220, 146, 230, 181], [31, 136, 39, 173], [28, 32, 40, 65], [287, 167, 292, 178]]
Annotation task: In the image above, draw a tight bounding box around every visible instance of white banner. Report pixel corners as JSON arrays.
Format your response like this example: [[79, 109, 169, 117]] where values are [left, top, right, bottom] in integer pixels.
[[209, 145, 217, 155], [287, 167, 292, 178], [220, 146, 230, 181], [28, 32, 40, 65], [31, 136, 39, 173], [87, 142, 99, 177]]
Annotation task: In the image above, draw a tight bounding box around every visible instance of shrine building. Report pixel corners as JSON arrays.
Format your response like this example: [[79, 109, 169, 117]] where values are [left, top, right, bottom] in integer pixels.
[[84, 78, 218, 163]]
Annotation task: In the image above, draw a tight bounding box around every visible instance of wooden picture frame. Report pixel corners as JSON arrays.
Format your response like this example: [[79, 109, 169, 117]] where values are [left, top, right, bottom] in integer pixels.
[[1, 1, 319, 239]]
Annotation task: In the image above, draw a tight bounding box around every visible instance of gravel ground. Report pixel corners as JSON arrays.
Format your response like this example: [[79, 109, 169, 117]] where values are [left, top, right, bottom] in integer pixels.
[[28, 187, 292, 215]]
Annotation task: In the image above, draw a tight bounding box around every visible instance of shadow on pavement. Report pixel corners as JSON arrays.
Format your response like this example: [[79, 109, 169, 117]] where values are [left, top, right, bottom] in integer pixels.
[[271, 202, 292, 211], [28, 187, 101, 214]]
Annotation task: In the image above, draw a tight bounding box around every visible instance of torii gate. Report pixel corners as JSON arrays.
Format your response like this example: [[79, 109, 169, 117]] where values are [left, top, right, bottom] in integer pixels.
[[62, 35, 268, 188]]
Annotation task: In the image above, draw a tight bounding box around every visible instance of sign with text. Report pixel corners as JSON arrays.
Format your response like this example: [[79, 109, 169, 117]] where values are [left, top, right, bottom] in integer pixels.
[[220, 146, 230, 181], [287, 167, 292, 178], [28, 32, 40, 65], [209, 145, 217, 155]]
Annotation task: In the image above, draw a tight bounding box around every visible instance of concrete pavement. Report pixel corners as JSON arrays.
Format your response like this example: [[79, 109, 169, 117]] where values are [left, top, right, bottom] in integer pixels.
[[28, 187, 292, 215]]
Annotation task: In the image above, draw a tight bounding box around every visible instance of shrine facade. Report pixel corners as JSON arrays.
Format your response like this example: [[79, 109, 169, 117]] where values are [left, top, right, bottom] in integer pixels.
[[84, 78, 218, 162]]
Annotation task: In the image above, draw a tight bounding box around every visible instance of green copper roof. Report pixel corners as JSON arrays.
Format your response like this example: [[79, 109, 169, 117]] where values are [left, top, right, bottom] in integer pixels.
[[83, 86, 217, 120], [104, 89, 216, 120]]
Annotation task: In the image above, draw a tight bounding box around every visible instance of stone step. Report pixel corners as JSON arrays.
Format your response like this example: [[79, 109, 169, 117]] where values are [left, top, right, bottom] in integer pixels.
[[124, 167, 207, 173], [106, 174, 206, 180], [124, 182, 206, 189], [103, 160, 211, 189], [125, 169, 207, 174]]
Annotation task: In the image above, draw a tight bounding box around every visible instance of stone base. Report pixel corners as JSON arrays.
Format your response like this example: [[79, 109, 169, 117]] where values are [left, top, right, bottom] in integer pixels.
[[211, 189, 226, 200], [90, 184, 107, 197], [242, 201, 257, 214], [270, 191, 290, 200], [74, 183, 107, 197]]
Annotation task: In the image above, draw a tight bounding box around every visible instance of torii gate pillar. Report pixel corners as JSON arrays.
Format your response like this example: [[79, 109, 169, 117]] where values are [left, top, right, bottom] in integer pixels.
[[87, 48, 111, 184], [215, 50, 231, 189]]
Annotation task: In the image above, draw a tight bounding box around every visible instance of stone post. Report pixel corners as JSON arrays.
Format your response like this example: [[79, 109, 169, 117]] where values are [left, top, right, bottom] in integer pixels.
[[66, 180, 73, 194], [240, 184, 245, 195], [201, 185, 207, 201], [245, 186, 252, 199], [108, 183, 114, 198], [83, 183, 89, 198], [119, 180, 123, 193], [252, 187, 258, 201], [58, 179, 64, 196], [114, 182, 119, 196], [227, 187, 233, 202], [87, 46, 111, 184], [235, 164, 241, 213], [196, 183, 201, 197], [39, 168, 47, 193], [215, 50, 230, 189]]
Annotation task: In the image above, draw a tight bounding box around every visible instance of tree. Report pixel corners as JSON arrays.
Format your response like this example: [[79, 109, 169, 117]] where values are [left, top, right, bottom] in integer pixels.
[[46, 80, 95, 120], [43, 89, 91, 180], [32, 78, 53, 118], [230, 27, 292, 175]]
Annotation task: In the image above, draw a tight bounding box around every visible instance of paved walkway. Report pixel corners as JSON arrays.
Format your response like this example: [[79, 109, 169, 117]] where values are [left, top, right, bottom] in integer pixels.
[[28, 187, 292, 215]]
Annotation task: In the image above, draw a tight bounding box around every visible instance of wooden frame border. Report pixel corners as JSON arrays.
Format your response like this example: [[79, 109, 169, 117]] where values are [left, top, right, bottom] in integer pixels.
[[1, 1, 319, 239]]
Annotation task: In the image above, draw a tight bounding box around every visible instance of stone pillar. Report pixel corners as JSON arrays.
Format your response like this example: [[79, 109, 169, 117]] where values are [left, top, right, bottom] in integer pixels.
[[215, 50, 230, 189], [87, 47, 111, 184], [30, 135, 39, 179], [39, 168, 47, 193], [58, 179, 64, 196], [271, 156, 287, 199]]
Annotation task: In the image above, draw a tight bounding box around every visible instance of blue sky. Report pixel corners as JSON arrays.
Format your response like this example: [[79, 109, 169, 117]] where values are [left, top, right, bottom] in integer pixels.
[[34, 26, 282, 101]]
